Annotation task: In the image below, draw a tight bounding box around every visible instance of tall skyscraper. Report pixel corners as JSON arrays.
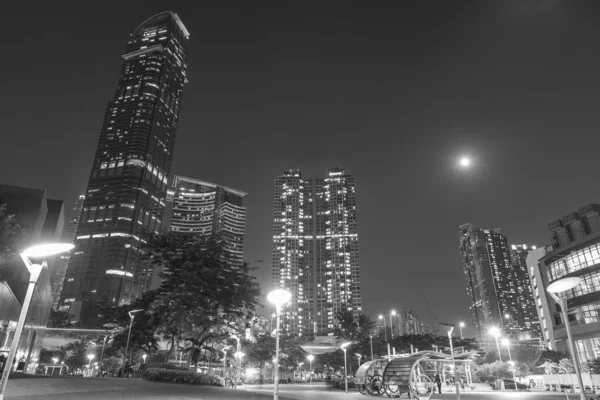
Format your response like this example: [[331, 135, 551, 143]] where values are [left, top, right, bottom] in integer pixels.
[[52, 194, 85, 309], [164, 175, 247, 266], [60, 12, 190, 325], [272, 167, 361, 337], [458, 224, 524, 341], [509, 244, 541, 335]]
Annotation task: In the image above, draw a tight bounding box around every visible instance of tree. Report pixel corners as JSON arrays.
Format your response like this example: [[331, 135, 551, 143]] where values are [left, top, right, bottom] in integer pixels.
[[558, 358, 575, 373], [0, 204, 25, 281], [333, 309, 376, 341], [245, 334, 276, 382], [61, 340, 97, 372], [147, 235, 261, 362]]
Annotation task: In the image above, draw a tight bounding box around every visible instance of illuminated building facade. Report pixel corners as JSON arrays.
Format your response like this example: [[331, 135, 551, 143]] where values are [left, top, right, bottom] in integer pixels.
[[52, 194, 85, 309], [272, 167, 361, 337], [60, 12, 189, 325], [164, 175, 246, 266], [509, 244, 541, 336], [459, 224, 524, 342], [534, 204, 600, 362], [526, 246, 557, 350]]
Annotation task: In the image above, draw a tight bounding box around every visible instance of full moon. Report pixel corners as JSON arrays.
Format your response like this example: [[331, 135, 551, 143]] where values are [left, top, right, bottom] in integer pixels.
[[459, 157, 471, 167]]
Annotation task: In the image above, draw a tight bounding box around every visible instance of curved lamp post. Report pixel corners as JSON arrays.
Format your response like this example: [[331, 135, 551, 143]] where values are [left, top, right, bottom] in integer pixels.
[[502, 339, 517, 390], [307, 355, 314, 384], [221, 345, 231, 377], [390, 310, 396, 339], [267, 288, 291, 400], [369, 335, 374, 361], [547, 277, 587, 400], [341, 342, 351, 394], [440, 322, 460, 399], [489, 327, 502, 361], [124, 309, 143, 364], [0, 243, 73, 400], [459, 322, 465, 339]]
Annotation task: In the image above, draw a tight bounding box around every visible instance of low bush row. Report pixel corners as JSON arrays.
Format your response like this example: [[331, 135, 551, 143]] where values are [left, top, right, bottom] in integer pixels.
[[142, 368, 225, 387], [329, 378, 357, 390]]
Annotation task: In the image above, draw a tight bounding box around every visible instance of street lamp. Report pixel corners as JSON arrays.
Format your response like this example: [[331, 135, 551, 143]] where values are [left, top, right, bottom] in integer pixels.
[[459, 322, 465, 339], [270, 313, 276, 332], [298, 362, 304, 381], [52, 357, 59, 365], [440, 323, 460, 400], [378, 315, 388, 342], [307, 355, 314, 384], [547, 277, 587, 400], [221, 345, 232, 377], [142, 354, 147, 364], [355, 353, 362, 369], [267, 288, 292, 400], [489, 327, 502, 361], [87, 354, 95, 371], [502, 339, 517, 390], [124, 309, 143, 364], [390, 310, 396, 339], [341, 342, 351, 394], [369, 335, 374, 361], [0, 242, 74, 400]]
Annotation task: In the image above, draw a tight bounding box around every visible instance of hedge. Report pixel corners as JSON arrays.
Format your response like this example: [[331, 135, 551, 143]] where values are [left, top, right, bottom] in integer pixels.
[[329, 378, 357, 390], [142, 368, 225, 387]]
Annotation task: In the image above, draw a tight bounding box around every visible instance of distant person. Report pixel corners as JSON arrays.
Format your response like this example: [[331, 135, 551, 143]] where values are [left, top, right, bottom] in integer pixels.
[[434, 374, 442, 393], [460, 377, 465, 389]]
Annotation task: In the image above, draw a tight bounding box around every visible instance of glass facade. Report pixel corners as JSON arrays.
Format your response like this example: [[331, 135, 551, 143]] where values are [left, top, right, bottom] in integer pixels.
[[60, 12, 189, 326], [547, 242, 600, 281], [564, 270, 600, 299]]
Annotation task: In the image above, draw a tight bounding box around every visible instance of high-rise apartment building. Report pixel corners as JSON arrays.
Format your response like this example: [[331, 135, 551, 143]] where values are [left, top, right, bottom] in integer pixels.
[[509, 244, 541, 336], [533, 204, 600, 362], [272, 167, 361, 337], [52, 195, 85, 309], [459, 224, 527, 342], [164, 175, 247, 266], [60, 12, 190, 325]]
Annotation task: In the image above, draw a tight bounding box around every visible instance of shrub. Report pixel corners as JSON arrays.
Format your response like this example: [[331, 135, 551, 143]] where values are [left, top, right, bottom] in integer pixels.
[[143, 368, 225, 386], [144, 363, 189, 371], [329, 378, 357, 390]]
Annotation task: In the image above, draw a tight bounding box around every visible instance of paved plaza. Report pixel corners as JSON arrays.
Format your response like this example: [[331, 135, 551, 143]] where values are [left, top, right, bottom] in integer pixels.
[[3, 377, 593, 400]]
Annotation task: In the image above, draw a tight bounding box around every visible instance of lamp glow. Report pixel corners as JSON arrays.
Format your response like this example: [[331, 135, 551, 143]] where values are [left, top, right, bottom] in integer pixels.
[[459, 322, 465, 328], [459, 157, 471, 167], [307, 355, 314, 361], [267, 289, 292, 306], [547, 277, 582, 293], [502, 338, 510, 346], [340, 342, 351, 349], [489, 327, 501, 338], [22, 243, 74, 258]]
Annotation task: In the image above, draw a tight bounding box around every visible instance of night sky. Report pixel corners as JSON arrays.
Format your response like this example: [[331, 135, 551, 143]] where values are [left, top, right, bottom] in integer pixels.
[[2, 0, 600, 337]]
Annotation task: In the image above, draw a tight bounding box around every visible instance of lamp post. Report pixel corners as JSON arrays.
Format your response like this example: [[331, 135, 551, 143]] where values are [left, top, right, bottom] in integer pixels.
[[307, 355, 314, 384], [378, 315, 388, 342], [142, 354, 147, 364], [502, 339, 517, 390], [99, 335, 108, 365], [234, 352, 244, 387], [267, 288, 292, 400], [124, 309, 143, 365], [52, 357, 58, 365], [341, 342, 351, 394], [0, 243, 74, 400], [270, 314, 276, 332], [440, 323, 460, 400], [390, 310, 396, 339], [221, 345, 231, 377], [547, 277, 587, 400], [87, 354, 95, 376], [298, 362, 304, 381], [231, 334, 241, 386], [459, 322, 465, 339], [489, 327, 502, 361], [355, 353, 362, 369], [369, 335, 374, 361]]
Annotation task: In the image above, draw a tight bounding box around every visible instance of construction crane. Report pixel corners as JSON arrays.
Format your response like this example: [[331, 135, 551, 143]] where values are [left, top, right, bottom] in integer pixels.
[[423, 296, 439, 335]]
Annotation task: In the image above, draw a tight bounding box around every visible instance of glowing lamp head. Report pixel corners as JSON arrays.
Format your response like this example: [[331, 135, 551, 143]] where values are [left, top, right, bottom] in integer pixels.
[[391, 310, 396, 316], [501, 338, 510, 346], [489, 327, 501, 338], [52, 358, 59, 364], [340, 342, 351, 350], [267, 289, 292, 306], [378, 314, 383, 319], [547, 277, 582, 294], [307, 355, 314, 362], [355, 353, 362, 358], [504, 314, 511, 319], [87, 354, 95, 360], [22, 243, 74, 258], [142, 354, 147, 360], [459, 157, 471, 168], [459, 322, 465, 328]]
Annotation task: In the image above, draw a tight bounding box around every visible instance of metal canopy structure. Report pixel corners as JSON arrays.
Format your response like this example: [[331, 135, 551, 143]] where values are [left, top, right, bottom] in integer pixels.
[[355, 351, 480, 399]]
